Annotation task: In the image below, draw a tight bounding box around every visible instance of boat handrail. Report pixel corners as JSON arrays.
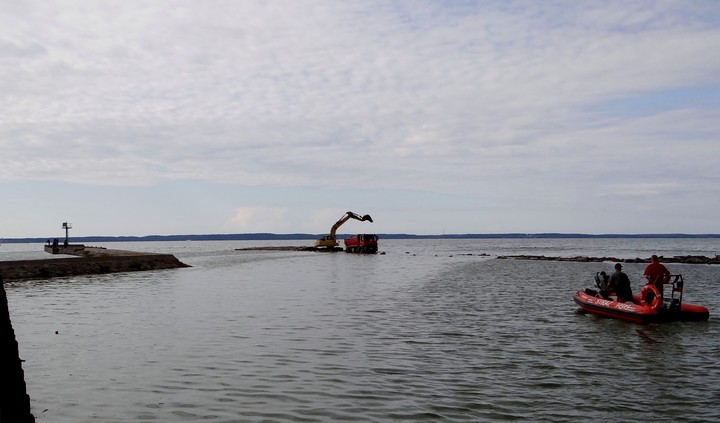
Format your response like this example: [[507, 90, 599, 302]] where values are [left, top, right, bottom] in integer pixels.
[[665, 274, 683, 284], [667, 274, 684, 311]]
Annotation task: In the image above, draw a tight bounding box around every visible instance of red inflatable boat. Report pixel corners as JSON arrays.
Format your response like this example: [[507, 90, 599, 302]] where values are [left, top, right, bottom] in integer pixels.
[[574, 274, 709, 324]]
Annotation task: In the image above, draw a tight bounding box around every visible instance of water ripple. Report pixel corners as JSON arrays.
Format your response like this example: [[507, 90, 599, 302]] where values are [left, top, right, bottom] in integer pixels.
[[5, 239, 720, 422]]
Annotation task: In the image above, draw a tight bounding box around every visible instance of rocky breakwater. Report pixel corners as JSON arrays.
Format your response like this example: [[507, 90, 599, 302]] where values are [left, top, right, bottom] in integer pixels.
[[0, 246, 190, 281], [496, 254, 720, 264]]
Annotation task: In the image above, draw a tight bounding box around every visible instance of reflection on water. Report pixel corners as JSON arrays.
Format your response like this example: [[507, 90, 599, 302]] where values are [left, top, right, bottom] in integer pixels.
[[4, 239, 720, 422]]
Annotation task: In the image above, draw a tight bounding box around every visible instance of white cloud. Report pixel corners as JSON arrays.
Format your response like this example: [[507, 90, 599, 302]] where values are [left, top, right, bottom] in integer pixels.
[[1, 1, 719, 236], [224, 206, 375, 234], [225, 207, 290, 232]]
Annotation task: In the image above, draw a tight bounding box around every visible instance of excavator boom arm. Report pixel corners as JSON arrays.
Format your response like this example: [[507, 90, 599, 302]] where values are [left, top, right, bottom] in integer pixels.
[[329, 211, 371, 237], [315, 211, 373, 248], [319, 211, 371, 239]]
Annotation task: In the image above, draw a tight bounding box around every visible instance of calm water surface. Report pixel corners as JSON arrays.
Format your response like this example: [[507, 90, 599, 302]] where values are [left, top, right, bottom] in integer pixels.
[[4, 239, 720, 422]]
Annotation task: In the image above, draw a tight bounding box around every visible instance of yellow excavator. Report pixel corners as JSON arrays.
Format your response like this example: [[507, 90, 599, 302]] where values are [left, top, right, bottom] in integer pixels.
[[315, 211, 373, 250]]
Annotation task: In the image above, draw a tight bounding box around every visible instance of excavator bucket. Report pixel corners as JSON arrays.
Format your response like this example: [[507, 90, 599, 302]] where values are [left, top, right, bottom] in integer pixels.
[[361, 215, 373, 222]]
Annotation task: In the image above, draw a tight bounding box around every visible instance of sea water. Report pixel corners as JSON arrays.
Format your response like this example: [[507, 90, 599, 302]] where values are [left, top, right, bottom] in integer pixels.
[[3, 238, 720, 422]]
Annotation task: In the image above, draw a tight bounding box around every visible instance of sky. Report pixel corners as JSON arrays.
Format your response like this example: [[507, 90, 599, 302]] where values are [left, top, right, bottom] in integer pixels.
[[2, 0, 720, 238]]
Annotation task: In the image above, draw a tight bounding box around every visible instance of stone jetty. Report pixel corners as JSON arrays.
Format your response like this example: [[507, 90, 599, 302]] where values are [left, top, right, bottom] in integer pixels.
[[235, 246, 317, 252], [496, 254, 720, 264], [0, 245, 190, 281]]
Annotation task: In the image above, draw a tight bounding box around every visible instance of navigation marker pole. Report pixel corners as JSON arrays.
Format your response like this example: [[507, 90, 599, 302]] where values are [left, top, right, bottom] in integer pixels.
[[62, 222, 72, 246]]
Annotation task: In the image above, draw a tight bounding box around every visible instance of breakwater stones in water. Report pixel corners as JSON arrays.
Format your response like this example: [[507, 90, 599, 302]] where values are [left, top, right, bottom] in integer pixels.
[[235, 246, 317, 252], [0, 246, 190, 281], [497, 254, 720, 264], [233, 246, 720, 265]]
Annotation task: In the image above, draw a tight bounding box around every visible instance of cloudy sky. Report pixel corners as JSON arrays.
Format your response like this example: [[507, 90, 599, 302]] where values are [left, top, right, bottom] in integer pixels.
[[2, 1, 719, 238]]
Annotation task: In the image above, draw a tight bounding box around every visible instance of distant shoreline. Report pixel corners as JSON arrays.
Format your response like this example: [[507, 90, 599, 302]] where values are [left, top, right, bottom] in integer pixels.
[[2, 233, 720, 243]]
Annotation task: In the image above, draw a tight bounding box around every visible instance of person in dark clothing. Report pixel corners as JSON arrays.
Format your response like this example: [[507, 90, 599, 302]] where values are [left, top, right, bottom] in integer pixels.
[[596, 271, 612, 299], [609, 263, 634, 303]]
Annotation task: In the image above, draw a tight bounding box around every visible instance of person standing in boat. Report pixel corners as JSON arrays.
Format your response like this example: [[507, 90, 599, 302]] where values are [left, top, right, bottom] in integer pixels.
[[644, 254, 670, 297], [609, 263, 635, 303]]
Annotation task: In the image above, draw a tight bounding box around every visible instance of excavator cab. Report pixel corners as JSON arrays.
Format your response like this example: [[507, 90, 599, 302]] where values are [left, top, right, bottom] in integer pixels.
[[315, 235, 339, 249]]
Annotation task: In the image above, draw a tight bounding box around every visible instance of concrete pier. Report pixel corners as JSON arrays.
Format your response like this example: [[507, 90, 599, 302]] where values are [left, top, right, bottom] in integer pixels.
[[0, 246, 190, 281]]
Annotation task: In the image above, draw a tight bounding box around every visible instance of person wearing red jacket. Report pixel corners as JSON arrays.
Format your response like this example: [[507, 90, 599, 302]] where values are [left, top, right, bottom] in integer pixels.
[[644, 254, 670, 296]]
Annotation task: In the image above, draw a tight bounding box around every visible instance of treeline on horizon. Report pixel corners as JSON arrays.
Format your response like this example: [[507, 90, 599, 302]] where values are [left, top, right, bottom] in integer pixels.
[[3, 233, 720, 243]]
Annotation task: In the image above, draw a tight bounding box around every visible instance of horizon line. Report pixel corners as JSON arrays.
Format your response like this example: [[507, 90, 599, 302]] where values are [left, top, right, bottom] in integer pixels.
[[3, 232, 720, 243]]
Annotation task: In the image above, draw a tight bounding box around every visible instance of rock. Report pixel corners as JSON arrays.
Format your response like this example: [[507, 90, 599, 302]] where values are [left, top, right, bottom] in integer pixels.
[[496, 255, 719, 265]]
